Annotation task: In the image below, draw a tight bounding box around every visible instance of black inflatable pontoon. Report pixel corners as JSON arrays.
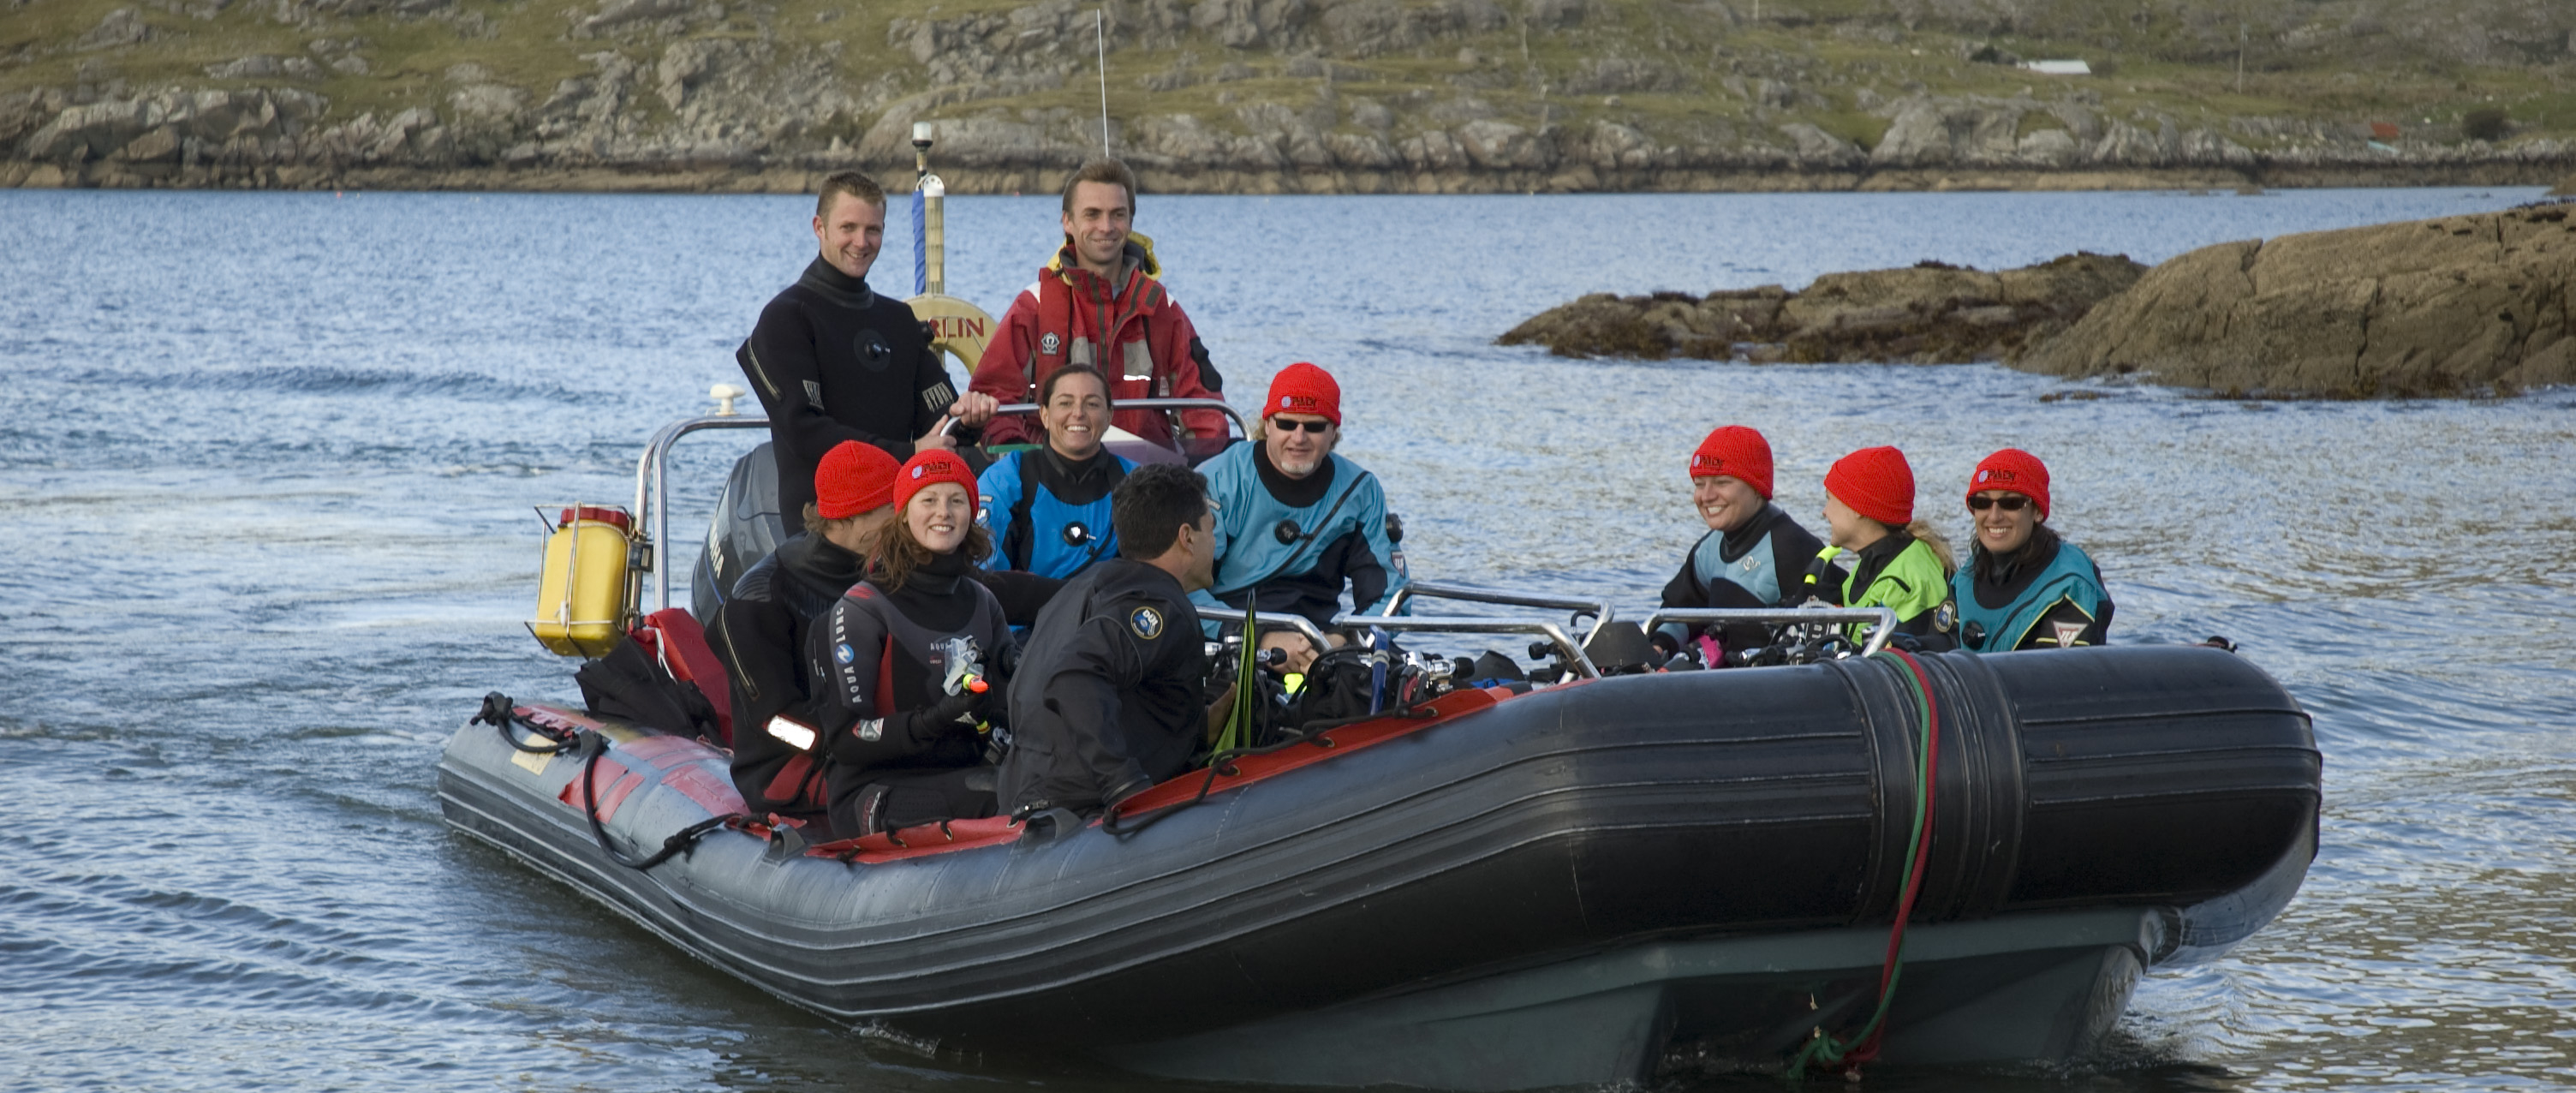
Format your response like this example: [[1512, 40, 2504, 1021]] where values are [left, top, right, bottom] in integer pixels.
[[438, 639, 2317, 1090]]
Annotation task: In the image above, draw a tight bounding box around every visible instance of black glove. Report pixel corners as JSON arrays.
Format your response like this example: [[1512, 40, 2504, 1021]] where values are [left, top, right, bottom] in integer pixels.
[[903, 689, 981, 746], [971, 672, 1011, 729]]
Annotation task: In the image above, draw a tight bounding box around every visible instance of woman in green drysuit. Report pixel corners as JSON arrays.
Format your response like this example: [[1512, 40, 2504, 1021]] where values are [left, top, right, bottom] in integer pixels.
[[1798, 445, 1960, 652]]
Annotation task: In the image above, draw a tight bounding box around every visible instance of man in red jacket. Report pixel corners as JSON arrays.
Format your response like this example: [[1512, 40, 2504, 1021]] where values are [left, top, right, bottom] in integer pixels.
[[968, 158, 1229, 451]]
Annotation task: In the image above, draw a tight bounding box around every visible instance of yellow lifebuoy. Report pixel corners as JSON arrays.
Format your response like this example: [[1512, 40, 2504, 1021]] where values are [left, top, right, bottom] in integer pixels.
[[905, 293, 995, 374]]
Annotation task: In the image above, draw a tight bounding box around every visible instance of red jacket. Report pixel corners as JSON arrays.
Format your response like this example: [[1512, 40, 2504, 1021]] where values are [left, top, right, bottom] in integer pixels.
[[969, 236, 1227, 449]]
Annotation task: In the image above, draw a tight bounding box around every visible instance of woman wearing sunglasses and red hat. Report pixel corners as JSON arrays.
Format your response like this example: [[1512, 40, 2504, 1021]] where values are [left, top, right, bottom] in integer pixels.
[[1950, 449, 2114, 652]]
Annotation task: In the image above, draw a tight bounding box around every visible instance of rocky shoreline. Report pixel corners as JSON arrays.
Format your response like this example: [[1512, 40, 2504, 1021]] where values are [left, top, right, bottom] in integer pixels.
[[6, 80, 2570, 194], [1503, 204, 2576, 398], [7, 0, 2575, 194]]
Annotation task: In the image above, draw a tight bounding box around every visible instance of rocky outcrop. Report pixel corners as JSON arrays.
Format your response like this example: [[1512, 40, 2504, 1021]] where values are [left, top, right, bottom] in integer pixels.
[[2020, 206, 2576, 397], [1499, 252, 2147, 364]]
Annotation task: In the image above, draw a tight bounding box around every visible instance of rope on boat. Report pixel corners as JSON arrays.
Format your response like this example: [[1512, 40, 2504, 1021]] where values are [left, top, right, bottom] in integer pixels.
[[576, 732, 744, 872], [1788, 648, 1942, 1081], [472, 691, 581, 755]]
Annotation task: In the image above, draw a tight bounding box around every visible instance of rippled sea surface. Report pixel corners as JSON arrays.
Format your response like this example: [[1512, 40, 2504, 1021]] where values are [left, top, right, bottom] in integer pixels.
[[4, 185, 2573, 1092]]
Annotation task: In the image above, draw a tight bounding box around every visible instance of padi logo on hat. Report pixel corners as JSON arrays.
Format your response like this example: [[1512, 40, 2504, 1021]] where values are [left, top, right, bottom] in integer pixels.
[[1279, 395, 1294, 409], [1975, 469, 1990, 483], [1693, 454, 1720, 471], [911, 466, 925, 478], [1980, 469, 2019, 485], [1129, 606, 1164, 640]]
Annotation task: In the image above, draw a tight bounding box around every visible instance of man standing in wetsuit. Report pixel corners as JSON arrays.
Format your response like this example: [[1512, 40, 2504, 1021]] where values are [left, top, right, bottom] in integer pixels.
[[966, 158, 1228, 451], [996, 463, 1219, 816], [737, 170, 999, 518], [1655, 425, 1827, 661]]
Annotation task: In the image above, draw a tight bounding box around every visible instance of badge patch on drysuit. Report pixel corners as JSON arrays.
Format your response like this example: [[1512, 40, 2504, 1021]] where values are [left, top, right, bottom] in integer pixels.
[[2050, 620, 2089, 648], [1040, 331, 1061, 355], [856, 329, 893, 371], [1129, 606, 1164, 640], [835, 642, 856, 665], [802, 379, 826, 411], [1932, 601, 1957, 634]]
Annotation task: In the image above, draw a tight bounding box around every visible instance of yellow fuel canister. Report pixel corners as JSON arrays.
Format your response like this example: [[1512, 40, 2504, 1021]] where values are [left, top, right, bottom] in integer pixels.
[[531, 505, 634, 657]]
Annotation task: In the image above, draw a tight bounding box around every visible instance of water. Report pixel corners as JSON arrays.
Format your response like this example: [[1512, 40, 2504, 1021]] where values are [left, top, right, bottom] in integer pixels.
[[4, 185, 2573, 1092]]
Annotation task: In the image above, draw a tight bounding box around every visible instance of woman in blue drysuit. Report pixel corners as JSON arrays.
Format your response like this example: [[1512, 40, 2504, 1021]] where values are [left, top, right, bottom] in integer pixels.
[[976, 365, 1138, 581]]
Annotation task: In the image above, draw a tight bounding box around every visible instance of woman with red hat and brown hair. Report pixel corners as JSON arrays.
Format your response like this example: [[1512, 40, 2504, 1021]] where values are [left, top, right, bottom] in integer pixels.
[[800, 449, 1017, 837], [1655, 425, 1826, 662], [1803, 445, 1960, 651], [1950, 449, 2114, 652]]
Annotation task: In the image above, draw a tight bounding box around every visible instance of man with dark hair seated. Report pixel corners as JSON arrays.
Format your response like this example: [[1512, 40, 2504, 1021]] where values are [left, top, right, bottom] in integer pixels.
[[996, 462, 1224, 816]]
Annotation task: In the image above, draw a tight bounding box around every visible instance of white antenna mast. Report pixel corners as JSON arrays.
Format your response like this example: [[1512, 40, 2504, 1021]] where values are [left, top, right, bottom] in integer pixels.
[[1095, 9, 1112, 154]]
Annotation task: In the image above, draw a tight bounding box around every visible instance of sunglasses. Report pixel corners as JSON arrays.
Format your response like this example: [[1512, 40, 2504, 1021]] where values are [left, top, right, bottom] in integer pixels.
[[1269, 417, 1333, 433], [1966, 494, 2031, 512]]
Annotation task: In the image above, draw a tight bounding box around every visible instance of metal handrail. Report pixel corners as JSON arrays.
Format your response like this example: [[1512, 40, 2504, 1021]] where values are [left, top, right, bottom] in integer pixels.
[[942, 397, 1250, 440], [1191, 607, 1333, 650], [634, 415, 772, 612], [1638, 606, 1903, 658], [1381, 579, 1614, 630], [1197, 608, 1598, 679], [1333, 613, 1600, 679], [629, 398, 1249, 614]]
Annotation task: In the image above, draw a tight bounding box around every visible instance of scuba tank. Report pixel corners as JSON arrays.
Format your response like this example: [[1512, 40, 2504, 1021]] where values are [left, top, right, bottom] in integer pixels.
[[531, 505, 636, 658]]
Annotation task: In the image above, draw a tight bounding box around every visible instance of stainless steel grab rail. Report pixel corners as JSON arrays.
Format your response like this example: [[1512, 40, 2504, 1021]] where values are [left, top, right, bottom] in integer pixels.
[[1195, 608, 1598, 679], [1382, 579, 1614, 630], [1338, 614, 1600, 678], [940, 397, 1250, 439], [1190, 607, 1333, 650], [1638, 606, 1902, 658], [634, 415, 773, 613]]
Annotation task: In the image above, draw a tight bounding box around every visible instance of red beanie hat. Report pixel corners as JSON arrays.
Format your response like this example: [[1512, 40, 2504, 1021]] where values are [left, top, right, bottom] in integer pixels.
[[1265, 361, 1342, 426], [814, 440, 900, 519], [1824, 446, 1916, 527], [1688, 426, 1775, 499], [893, 449, 979, 513], [1968, 448, 2051, 519]]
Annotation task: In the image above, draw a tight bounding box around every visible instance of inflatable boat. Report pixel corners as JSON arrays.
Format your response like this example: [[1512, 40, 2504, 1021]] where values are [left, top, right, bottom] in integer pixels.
[[444, 393, 2320, 1090]]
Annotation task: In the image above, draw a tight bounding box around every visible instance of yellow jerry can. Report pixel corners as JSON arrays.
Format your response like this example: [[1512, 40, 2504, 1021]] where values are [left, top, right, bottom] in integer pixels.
[[530, 505, 634, 658]]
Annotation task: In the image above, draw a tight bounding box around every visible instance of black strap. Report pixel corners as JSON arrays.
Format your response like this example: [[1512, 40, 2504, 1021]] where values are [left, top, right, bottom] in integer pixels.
[[473, 691, 579, 755], [1005, 453, 1040, 570], [578, 732, 742, 871]]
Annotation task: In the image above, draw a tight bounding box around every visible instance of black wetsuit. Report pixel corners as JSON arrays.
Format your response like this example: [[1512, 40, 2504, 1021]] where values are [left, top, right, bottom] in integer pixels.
[[996, 558, 1209, 815], [805, 551, 1015, 836], [1964, 525, 2114, 649], [707, 533, 865, 815], [736, 257, 971, 517], [711, 535, 1062, 818]]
